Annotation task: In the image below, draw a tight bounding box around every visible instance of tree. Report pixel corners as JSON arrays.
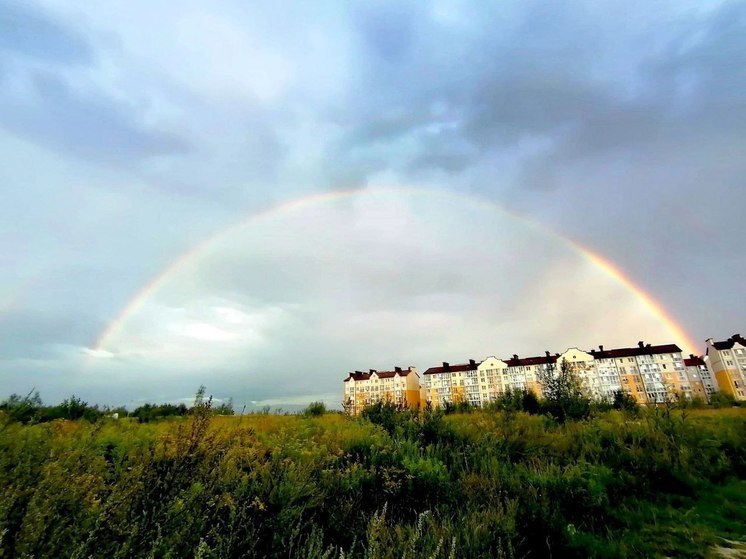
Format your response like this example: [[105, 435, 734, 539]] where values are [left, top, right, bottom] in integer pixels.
[[537, 359, 591, 422], [612, 390, 639, 413], [0, 390, 42, 424], [709, 390, 737, 408], [304, 401, 326, 417], [214, 398, 235, 416]]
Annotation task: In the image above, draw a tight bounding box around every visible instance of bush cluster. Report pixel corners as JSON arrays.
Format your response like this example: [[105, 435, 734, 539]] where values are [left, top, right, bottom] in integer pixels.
[[0, 390, 744, 558]]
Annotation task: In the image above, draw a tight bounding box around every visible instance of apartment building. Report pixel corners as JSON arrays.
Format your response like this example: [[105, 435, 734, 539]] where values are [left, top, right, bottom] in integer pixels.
[[344, 340, 703, 412], [705, 335, 746, 401], [475, 357, 509, 406], [423, 353, 558, 408], [684, 355, 718, 401], [423, 360, 478, 408], [343, 366, 421, 415], [586, 346, 629, 401], [502, 352, 558, 397], [558, 348, 603, 399]]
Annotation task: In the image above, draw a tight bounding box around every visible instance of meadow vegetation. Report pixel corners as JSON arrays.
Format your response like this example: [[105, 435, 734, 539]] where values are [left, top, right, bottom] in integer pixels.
[[0, 390, 744, 558]]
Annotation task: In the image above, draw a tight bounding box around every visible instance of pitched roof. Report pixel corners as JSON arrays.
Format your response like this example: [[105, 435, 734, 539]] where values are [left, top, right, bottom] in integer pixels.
[[712, 334, 746, 350], [343, 372, 370, 382], [589, 342, 682, 359], [684, 356, 706, 367], [503, 354, 558, 367], [423, 360, 480, 375], [343, 367, 415, 381]]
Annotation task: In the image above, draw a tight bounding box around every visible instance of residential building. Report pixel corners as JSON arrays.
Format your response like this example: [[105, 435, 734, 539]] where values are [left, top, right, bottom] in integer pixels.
[[423, 360, 478, 407], [502, 352, 558, 397], [705, 335, 746, 401], [684, 355, 718, 401], [475, 357, 509, 406], [343, 366, 420, 415], [557, 348, 602, 399], [587, 345, 627, 401], [344, 340, 700, 412]]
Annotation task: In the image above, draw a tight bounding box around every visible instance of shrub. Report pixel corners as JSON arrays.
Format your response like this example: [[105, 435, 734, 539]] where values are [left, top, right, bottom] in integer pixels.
[[710, 391, 737, 408], [0, 391, 42, 424], [304, 401, 327, 417], [538, 360, 592, 422], [612, 389, 640, 413]]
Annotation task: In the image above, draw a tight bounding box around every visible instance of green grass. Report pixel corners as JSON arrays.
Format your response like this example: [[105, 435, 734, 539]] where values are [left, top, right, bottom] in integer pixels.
[[0, 407, 744, 558]]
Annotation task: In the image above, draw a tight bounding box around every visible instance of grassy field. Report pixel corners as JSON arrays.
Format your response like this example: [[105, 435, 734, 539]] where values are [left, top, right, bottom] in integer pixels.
[[1, 405, 744, 558]]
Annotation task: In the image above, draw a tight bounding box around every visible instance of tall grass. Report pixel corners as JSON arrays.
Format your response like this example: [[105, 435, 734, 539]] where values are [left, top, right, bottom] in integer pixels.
[[0, 405, 744, 558]]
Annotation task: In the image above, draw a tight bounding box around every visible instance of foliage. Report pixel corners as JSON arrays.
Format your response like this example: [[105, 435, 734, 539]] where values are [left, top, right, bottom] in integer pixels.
[[537, 359, 592, 422], [710, 390, 738, 408], [611, 389, 640, 413], [0, 390, 43, 425], [130, 402, 189, 422], [304, 401, 327, 417], [214, 398, 235, 416], [0, 392, 104, 425], [0, 388, 744, 558]]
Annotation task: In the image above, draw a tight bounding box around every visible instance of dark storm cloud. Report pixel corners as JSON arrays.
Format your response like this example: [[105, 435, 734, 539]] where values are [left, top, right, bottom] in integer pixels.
[[326, 1, 746, 187]]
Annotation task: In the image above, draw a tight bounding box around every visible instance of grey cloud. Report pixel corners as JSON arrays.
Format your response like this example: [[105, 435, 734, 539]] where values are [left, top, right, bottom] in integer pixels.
[[0, 308, 102, 359], [0, 71, 189, 163], [353, 2, 418, 63], [0, 1, 93, 64], [325, 1, 746, 185]]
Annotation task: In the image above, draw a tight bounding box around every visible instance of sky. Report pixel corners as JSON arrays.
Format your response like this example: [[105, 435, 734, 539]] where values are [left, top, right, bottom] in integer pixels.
[[1, 0, 744, 410]]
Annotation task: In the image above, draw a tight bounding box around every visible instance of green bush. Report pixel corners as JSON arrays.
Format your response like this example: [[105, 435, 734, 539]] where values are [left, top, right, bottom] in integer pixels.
[[612, 389, 640, 413], [304, 401, 327, 417], [710, 391, 737, 408], [0, 389, 743, 558]]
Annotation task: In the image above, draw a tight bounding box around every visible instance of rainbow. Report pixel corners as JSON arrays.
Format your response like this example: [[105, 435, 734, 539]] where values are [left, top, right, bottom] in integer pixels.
[[92, 187, 697, 354]]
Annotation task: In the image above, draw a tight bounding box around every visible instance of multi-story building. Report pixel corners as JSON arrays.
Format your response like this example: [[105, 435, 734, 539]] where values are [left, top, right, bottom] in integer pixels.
[[343, 366, 421, 415], [345, 340, 698, 412], [423, 360, 478, 407], [705, 335, 746, 401], [502, 352, 558, 397], [590, 342, 688, 403], [684, 355, 718, 401], [557, 348, 602, 399], [587, 345, 628, 401], [475, 357, 509, 405]]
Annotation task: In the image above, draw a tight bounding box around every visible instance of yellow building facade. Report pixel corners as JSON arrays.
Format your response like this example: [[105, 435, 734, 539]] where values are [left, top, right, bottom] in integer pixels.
[[343, 340, 706, 411], [343, 366, 421, 415], [705, 335, 746, 401]]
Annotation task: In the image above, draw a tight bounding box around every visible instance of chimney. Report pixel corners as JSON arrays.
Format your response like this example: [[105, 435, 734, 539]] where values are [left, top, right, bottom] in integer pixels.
[[545, 350, 550, 357], [469, 359, 476, 367], [442, 362, 449, 371], [638, 341, 645, 348], [599, 345, 604, 352], [369, 369, 376, 374], [394, 366, 402, 373], [513, 354, 519, 360], [690, 354, 695, 359], [590, 349, 596, 354]]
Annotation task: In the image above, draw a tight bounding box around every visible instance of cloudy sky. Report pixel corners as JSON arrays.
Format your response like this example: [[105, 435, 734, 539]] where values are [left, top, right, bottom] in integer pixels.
[[1, 0, 744, 409]]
